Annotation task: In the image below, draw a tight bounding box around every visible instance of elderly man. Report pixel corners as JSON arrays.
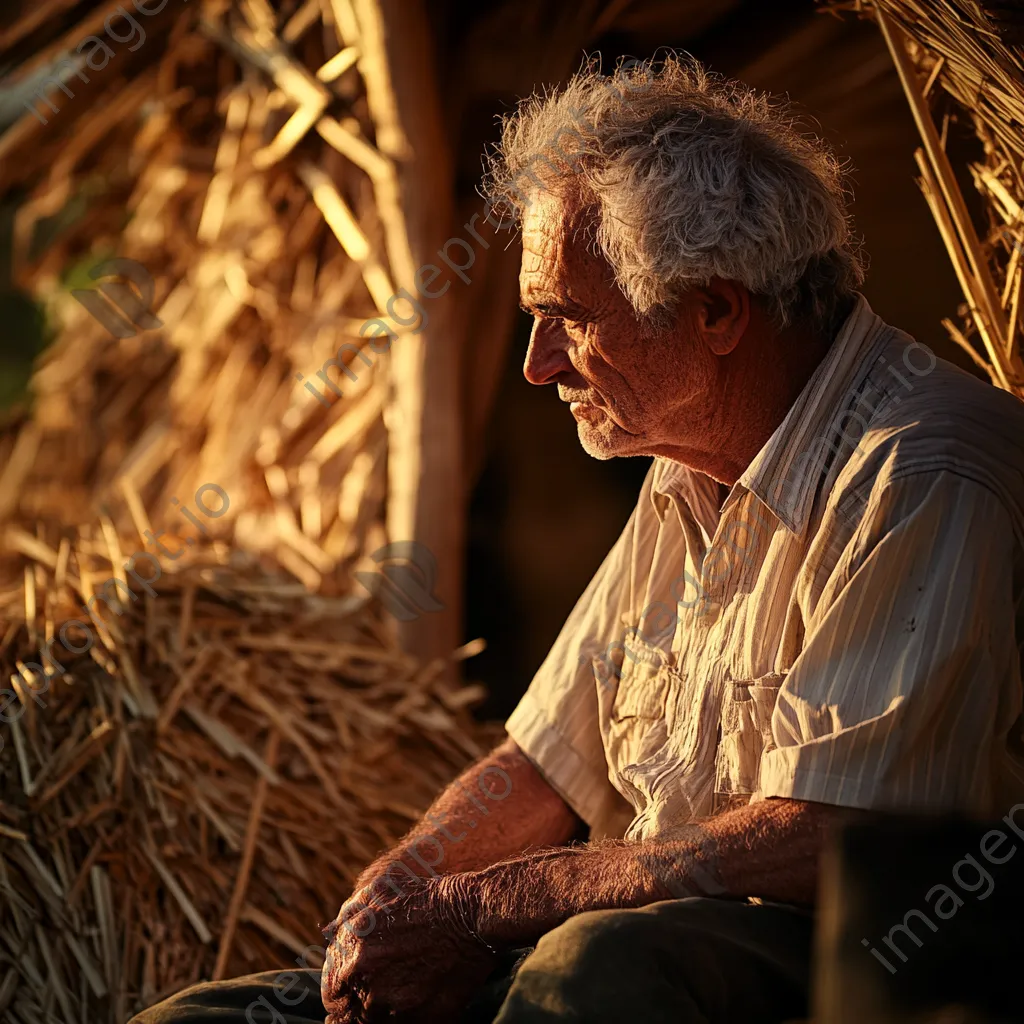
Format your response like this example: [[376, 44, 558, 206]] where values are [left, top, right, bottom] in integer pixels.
[[137, 56, 1024, 1024]]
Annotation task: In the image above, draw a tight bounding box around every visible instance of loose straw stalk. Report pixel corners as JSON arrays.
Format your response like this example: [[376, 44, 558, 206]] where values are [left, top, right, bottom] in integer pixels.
[[837, 0, 1024, 394]]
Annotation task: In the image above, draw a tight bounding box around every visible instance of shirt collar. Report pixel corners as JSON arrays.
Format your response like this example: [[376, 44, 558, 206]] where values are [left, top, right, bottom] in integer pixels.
[[650, 294, 894, 535], [736, 293, 894, 534], [649, 459, 725, 545]]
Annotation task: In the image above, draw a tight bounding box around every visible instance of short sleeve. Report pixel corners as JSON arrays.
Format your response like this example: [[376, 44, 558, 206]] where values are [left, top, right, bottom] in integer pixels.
[[757, 470, 1020, 815], [504, 474, 660, 838]]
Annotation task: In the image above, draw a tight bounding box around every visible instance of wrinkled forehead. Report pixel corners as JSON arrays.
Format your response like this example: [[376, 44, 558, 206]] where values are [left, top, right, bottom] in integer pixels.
[[521, 193, 568, 262], [519, 192, 600, 293]]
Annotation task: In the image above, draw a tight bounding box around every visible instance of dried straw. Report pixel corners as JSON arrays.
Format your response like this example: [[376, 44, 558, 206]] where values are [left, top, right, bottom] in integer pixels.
[[829, 0, 1024, 392], [0, 1, 500, 1020]]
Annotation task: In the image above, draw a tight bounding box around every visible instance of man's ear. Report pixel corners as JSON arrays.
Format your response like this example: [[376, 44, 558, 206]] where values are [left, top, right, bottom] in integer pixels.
[[696, 278, 750, 356]]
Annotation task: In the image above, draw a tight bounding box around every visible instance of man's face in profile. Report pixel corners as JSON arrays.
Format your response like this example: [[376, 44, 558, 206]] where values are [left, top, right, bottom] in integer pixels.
[[518, 191, 722, 464]]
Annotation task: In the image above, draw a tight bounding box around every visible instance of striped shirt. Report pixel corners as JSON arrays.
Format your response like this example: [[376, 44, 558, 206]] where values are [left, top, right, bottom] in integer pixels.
[[505, 296, 1024, 841]]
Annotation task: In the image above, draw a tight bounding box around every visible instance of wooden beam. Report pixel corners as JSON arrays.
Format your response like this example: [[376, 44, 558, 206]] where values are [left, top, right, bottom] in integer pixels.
[[349, 0, 463, 667]]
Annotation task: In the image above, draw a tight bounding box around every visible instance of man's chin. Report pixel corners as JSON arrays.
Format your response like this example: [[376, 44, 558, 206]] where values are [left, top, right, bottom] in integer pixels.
[[576, 420, 645, 460]]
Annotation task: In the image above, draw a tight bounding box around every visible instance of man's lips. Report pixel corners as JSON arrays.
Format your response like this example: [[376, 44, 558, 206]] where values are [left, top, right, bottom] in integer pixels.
[[562, 391, 603, 408], [564, 395, 637, 436], [569, 400, 603, 421]]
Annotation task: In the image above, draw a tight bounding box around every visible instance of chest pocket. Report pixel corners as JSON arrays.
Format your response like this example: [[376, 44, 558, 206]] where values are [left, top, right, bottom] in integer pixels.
[[608, 633, 673, 769], [714, 672, 785, 797]]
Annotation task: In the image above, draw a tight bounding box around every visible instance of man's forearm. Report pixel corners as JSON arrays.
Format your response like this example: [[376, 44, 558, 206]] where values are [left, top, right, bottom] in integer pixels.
[[355, 738, 581, 895], [456, 797, 845, 948]]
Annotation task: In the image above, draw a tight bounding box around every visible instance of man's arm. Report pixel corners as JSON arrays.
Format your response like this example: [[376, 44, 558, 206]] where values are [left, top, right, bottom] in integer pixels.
[[451, 796, 849, 948], [348, 737, 581, 901], [321, 794, 852, 1022]]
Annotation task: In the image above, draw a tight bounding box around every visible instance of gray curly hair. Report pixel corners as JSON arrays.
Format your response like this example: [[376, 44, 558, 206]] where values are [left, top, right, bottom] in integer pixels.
[[483, 55, 865, 334]]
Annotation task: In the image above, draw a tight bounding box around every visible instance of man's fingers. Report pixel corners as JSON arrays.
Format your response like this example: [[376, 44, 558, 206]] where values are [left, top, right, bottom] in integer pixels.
[[322, 973, 368, 1021], [360, 986, 401, 1024], [321, 941, 357, 1008]]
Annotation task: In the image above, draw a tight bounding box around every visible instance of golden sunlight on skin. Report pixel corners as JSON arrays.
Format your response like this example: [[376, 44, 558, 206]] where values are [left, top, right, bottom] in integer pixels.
[[518, 191, 836, 486], [518, 191, 689, 462]]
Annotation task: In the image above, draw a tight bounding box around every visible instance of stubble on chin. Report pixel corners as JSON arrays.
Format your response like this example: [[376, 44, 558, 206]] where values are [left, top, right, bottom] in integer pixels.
[[575, 413, 646, 461], [578, 428, 616, 460]]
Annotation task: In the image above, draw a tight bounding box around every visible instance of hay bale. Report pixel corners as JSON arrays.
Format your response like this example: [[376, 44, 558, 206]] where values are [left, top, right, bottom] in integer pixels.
[[0, 542, 496, 1022]]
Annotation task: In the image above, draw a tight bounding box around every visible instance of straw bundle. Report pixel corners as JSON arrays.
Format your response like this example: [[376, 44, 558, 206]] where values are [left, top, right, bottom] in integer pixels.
[[0, 0, 410, 571], [828, 0, 1024, 393], [0, 552, 494, 1022], [0, 1, 500, 1020]]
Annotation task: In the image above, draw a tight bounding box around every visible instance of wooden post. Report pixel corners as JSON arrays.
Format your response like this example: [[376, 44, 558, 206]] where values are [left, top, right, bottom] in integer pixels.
[[351, 0, 464, 667]]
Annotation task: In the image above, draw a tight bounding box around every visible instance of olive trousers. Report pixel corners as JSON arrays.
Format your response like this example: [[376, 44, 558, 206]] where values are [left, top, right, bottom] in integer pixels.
[[129, 897, 813, 1024]]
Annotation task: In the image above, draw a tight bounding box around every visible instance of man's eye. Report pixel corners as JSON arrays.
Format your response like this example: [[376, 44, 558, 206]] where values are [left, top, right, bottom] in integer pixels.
[[534, 309, 589, 330]]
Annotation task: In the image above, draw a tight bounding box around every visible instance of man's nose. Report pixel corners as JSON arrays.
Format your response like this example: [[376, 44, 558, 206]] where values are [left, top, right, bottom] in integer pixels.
[[523, 318, 572, 385]]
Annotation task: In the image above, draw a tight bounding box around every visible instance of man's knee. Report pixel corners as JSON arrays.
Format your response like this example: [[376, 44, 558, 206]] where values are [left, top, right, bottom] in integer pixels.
[[533, 898, 747, 986], [496, 905, 706, 1022], [535, 904, 677, 973], [125, 969, 323, 1023], [129, 991, 289, 1024]]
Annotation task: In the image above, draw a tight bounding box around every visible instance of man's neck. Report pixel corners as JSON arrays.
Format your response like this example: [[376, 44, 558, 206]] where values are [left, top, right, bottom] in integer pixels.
[[653, 311, 841, 486]]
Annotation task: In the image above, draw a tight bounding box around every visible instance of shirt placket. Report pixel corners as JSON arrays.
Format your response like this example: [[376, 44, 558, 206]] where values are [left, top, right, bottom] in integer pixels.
[[656, 497, 723, 824], [701, 489, 758, 657]]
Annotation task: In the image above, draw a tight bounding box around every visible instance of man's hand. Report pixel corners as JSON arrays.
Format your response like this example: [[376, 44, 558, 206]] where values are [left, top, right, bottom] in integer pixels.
[[321, 875, 495, 1023], [316, 739, 580, 1021]]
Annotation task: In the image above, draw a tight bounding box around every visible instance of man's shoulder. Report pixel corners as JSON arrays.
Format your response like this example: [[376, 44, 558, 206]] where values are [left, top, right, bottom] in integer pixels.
[[838, 333, 1024, 522]]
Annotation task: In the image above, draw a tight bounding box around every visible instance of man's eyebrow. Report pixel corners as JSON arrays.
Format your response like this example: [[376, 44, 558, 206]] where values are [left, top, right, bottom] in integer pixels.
[[518, 296, 586, 318]]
